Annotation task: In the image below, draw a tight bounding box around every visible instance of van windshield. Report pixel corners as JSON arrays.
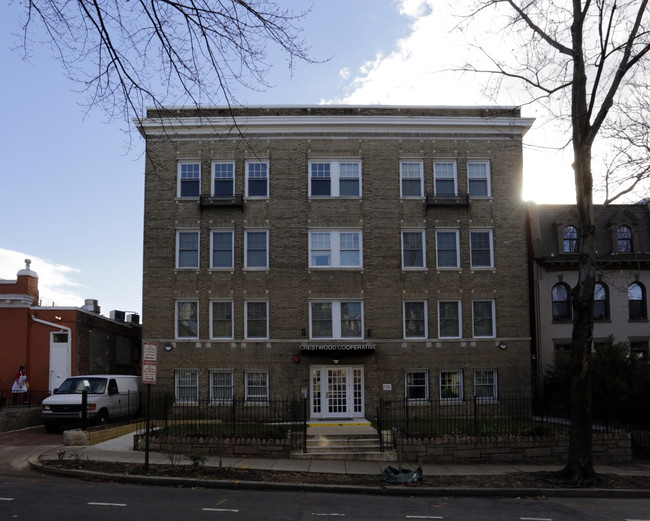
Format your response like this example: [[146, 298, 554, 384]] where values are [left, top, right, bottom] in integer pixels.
[[56, 378, 107, 394]]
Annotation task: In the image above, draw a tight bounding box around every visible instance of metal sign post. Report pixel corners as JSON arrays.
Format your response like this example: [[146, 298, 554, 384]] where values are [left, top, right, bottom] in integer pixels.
[[142, 342, 158, 471]]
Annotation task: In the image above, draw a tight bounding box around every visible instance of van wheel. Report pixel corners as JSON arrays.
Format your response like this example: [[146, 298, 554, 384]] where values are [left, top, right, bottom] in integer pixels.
[[96, 410, 109, 425]]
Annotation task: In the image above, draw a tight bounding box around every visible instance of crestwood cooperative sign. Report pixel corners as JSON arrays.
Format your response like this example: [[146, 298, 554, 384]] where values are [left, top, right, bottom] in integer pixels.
[[299, 343, 376, 353]]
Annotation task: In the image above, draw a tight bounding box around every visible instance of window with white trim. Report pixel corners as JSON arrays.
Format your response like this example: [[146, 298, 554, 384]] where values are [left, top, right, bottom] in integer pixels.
[[438, 300, 461, 338], [472, 300, 495, 338], [246, 160, 269, 197], [440, 370, 463, 401], [436, 230, 460, 269], [309, 160, 361, 197], [176, 300, 198, 339], [210, 301, 233, 339], [467, 161, 491, 197], [434, 161, 457, 195], [177, 230, 199, 269], [474, 369, 498, 400], [470, 230, 494, 268], [210, 370, 233, 403], [178, 162, 200, 198], [212, 161, 235, 196], [245, 230, 268, 269], [400, 161, 423, 197], [405, 369, 429, 402], [175, 369, 199, 403], [245, 301, 268, 339], [404, 301, 427, 338], [245, 370, 269, 402], [402, 230, 425, 269], [211, 230, 234, 269], [310, 301, 363, 339], [309, 230, 362, 268]]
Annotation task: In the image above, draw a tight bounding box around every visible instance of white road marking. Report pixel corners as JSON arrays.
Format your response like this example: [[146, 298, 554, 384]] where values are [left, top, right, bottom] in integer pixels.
[[88, 502, 126, 507], [406, 516, 444, 519], [312, 514, 346, 517], [203, 508, 240, 512], [0, 498, 15, 501], [625, 519, 650, 521], [520, 518, 552, 521]]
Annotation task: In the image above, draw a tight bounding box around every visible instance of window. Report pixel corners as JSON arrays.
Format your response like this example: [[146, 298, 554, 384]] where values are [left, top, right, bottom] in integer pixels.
[[593, 282, 609, 321], [211, 230, 234, 269], [563, 225, 579, 253], [629, 282, 647, 320], [245, 230, 268, 269], [440, 370, 463, 401], [617, 225, 633, 253], [210, 370, 233, 403], [178, 162, 200, 197], [210, 301, 233, 339], [310, 301, 363, 339], [472, 300, 495, 338], [438, 300, 461, 338], [400, 161, 423, 197], [474, 370, 498, 400], [402, 231, 425, 269], [630, 341, 649, 360], [470, 230, 493, 268], [175, 369, 198, 403], [436, 230, 460, 268], [434, 161, 457, 195], [177, 231, 199, 268], [245, 301, 268, 339], [176, 301, 198, 339], [245, 370, 269, 403], [309, 230, 362, 268], [552, 283, 572, 321], [212, 161, 235, 196], [467, 161, 490, 197], [246, 161, 268, 197], [405, 370, 429, 402], [404, 301, 427, 339], [309, 160, 361, 197]]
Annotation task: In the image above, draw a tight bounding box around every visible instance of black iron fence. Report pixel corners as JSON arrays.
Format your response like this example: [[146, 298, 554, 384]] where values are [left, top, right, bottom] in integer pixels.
[[0, 389, 50, 411]]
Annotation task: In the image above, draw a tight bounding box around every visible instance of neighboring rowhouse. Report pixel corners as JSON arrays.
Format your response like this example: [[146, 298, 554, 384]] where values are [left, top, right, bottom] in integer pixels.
[[137, 106, 534, 420], [0, 261, 142, 394], [527, 202, 650, 396]]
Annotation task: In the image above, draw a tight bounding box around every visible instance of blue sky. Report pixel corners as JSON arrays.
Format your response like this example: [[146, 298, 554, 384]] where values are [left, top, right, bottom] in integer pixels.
[[0, 0, 581, 317]]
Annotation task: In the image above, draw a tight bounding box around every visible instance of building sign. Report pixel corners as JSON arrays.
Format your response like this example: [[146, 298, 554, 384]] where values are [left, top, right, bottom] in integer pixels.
[[142, 342, 158, 384], [383, 384, 392, 391], [299, 343, 376, 354]]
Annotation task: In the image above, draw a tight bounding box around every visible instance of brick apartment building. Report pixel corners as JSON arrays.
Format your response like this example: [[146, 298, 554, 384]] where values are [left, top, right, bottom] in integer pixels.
[[137, 106, 534, 421]]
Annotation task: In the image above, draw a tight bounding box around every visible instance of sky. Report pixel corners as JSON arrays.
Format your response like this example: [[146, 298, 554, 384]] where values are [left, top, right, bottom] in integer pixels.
[[0, 0, 598, 318]]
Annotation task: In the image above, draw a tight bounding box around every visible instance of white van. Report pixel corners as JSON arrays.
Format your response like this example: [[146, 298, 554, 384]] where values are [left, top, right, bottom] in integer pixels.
[[41, 375, 141, 432]]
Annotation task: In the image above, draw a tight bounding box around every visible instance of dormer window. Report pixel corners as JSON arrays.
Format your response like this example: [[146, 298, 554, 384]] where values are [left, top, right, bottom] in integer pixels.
[[616, 225, 633, 253], [563, 225, 578, 253]]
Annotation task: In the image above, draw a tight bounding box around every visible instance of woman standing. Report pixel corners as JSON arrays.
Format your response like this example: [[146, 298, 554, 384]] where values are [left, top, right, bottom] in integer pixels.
[[11, 366, 29, 405]]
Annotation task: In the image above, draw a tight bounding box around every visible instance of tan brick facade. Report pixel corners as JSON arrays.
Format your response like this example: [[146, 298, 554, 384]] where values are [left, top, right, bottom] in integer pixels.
[[138, 106, 534, 418]]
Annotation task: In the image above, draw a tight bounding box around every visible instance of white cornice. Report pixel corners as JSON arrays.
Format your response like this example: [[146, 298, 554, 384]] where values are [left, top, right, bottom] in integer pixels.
[[0, 294, 36, 307]]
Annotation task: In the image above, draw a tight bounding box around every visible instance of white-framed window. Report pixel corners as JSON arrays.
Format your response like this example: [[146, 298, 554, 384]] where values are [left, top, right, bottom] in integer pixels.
[[178, 161, 201, 198], [211, 230, 234, 269], [176, 300, 199, 339], [405, 369, 429, 402], [177, 230, 199, 269], [245, 370, 269, 403], [402, 230, 425, 269], [210, 301, 233, 339], [474, 369, 498, 401], [403, 301, 427, 339], [438, 300, 462, 338], [309, 160, 361, 197], [434, 161, 457, 195], [245, 301, 268, 339], [467, 161, 491, 197], [246, 160, 269, 197], [400, 161, 424, 197], [472, 300, 496, 338], [245, 230, 269, 269], [436, 230, 460, 269], [310, 301, 363, 339], [210, 370, 234, 403], [309, 230, 362, 268], [440, 369, 464, 401], [175, 369, 199, 403], [212, 161, 235, 196], [470, 230, 494, 268]]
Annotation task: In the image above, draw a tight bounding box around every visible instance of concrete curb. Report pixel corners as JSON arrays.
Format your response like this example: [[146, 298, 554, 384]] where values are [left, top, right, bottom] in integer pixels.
[[28, 455, 650, 499]]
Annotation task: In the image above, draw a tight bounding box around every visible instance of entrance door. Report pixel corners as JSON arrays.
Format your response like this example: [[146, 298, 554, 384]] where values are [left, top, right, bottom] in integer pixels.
[[310, 365, 364, 420], [49, 331, 71, 392]]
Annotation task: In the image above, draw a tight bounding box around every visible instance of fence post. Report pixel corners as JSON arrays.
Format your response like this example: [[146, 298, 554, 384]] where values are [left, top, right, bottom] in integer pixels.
[[377, 399, 384, 452], [302, 397, 307, 453], [473, 396, 478, 436]]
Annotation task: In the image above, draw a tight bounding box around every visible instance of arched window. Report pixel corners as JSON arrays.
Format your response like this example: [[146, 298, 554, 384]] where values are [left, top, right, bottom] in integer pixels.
[[617, 225, 633, 253], [629, 282, 647, 320], [563, 225, 578, 253], [552, 283, 572, 321], [593, 282, 609, 321]]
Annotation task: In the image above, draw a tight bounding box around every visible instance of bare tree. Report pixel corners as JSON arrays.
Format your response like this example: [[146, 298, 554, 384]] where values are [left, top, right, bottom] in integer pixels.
[[461, 0, 650, 484], [15, 0, 312, 128]]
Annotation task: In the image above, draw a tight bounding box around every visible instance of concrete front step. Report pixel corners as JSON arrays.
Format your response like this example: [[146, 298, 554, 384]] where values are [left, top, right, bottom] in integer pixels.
[[292, 450, 397, 461]]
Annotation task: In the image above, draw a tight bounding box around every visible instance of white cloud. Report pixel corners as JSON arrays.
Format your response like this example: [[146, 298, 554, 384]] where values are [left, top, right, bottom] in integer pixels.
[[339, 67, 351, 80]]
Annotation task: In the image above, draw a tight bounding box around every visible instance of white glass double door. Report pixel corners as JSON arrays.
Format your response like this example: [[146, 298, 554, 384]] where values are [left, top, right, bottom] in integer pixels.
[[310, 365, 364, 419]]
